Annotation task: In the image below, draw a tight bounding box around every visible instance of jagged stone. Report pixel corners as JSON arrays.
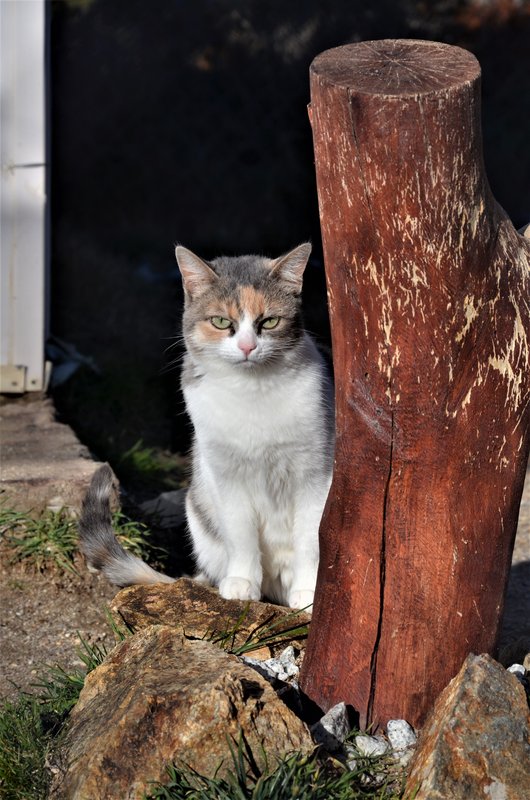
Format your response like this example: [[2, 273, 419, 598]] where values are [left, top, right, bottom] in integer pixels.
[[140, 488, 186, 528], [406, 653, 530, 800], [50, 625, 313, 800], [110, 577, 310, 658], [242, 645, 300, 685], [311, 702, 351, 752]]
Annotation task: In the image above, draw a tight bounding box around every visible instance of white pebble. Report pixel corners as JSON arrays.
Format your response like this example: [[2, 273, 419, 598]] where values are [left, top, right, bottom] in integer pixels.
[[386, 719, 417, 751], [355, 734, 389, 758], [240, 656, 278, 683], [278, 645, 296, 666], [240, 650, 299, 684], [507, 664, 527, 686]]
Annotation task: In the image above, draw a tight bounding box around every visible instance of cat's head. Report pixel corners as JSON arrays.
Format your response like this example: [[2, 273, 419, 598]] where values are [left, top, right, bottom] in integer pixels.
[[175, 243, 311, 370]]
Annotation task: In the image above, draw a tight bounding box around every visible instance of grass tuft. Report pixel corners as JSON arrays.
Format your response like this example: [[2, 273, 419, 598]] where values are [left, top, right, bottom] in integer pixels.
[[0, 504, 158, 572], [0, 693, 55, 800], [204, 605, 310, 657], [145, 737, 405, 799], [0, 634, 117, 800], [112, 509, 164, 561], [0, 507, 80, 574]]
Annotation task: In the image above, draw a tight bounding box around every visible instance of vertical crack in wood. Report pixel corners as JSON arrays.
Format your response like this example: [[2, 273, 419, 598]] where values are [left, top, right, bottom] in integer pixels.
[[367, 410, 394, 726]]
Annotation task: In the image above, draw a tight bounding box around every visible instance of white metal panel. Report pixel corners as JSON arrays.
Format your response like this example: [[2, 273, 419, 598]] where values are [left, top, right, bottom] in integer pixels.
[[1, 0, 47, 392]]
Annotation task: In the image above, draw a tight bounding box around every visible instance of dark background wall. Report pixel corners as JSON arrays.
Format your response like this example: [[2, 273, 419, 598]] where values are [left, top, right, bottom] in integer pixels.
[[49, 0, 530, 489]]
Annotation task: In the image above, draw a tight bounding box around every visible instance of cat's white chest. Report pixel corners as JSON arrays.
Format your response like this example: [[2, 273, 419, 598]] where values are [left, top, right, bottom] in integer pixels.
[[185, 368, 314, 451]]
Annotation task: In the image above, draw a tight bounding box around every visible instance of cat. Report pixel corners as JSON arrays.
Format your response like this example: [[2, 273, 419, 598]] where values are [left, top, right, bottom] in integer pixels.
[[79, 243, 334, 610]]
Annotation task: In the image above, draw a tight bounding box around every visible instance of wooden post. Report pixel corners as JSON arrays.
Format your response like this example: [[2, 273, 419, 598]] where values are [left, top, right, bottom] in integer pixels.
[[299, 40, 530, 730]]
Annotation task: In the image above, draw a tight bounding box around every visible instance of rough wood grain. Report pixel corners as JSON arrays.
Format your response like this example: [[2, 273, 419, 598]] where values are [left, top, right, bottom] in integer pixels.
[[299, 40, 530, 730]]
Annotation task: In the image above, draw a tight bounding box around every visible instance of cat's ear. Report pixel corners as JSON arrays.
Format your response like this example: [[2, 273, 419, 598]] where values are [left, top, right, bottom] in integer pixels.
[[271, 243, 312, 293], [175, 246, 218, 298]]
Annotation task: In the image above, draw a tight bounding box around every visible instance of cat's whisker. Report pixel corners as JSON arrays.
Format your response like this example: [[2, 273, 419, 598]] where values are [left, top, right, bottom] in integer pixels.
[[163, 336, 186, 354], [160, 353, 187, 374]]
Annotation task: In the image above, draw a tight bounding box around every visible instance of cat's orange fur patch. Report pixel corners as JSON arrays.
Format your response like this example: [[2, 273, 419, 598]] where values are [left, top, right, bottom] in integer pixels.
[[196, 320, 228, 342], [238, 286, 267, 319], [225, 300, 240, 320]]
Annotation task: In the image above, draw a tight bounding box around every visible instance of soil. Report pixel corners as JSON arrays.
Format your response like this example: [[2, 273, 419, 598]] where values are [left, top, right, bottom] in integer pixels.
[[0, 550, 116, 701]]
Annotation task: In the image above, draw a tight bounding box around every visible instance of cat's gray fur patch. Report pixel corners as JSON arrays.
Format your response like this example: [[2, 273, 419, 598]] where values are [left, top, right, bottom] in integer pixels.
[[78, 464, 173, 586]]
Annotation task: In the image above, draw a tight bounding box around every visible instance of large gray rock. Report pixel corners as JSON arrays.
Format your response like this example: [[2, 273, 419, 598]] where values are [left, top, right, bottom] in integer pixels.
[[406, 653, 530, 799], [50, 625, 313, 800]]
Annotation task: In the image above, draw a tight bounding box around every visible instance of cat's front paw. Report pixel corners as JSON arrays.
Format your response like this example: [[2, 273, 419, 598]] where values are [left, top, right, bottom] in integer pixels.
[[288, 589, 314, 612], [219, 577, 260, 602]]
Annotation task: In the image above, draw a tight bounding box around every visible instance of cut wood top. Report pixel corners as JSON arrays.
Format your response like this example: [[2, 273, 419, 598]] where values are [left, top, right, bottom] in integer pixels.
[[310, 40, 480, 96]]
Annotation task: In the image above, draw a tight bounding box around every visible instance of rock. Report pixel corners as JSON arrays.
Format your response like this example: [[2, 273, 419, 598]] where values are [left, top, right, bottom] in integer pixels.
[[406, 653, 530, 800], [386, 719, 417, 767], [140, 489, 186, 528], [506, 663, 526, 675], [386, 719, 416, 751], [242, 645, 300, 686], [311, 701, 351, 752], [507, 663, 526, 682], [240, 655, 280, 684], [344, 744, 359, 771], [50, 625, 313, 800], [346, 734, 390, 785], [110, 577, 310, 658], [0, 395, 112, 513], [278, 645, 299, 676], [354, 733, 389, 758]]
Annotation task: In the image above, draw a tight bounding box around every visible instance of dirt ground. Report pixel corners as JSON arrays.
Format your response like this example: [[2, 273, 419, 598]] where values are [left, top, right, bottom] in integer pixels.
[[0, 552, 116, 701], [1, 465, 529, 703]]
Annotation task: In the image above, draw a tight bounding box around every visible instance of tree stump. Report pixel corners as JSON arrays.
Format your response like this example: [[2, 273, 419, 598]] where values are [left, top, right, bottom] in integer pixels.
[[299, 40, 530, 730]]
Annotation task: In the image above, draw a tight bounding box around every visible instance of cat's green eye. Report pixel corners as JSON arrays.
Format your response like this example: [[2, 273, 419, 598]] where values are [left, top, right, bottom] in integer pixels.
[[210, 317, 232, 330], [261, 317, 280, 330]]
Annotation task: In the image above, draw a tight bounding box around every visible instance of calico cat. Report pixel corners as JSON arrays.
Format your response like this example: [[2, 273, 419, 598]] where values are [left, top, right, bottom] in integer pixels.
[[79, 243, 334, 610]]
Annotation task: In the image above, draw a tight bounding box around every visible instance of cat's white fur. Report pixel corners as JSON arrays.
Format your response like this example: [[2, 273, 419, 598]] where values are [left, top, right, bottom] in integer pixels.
[[179, 244, 334, 609]]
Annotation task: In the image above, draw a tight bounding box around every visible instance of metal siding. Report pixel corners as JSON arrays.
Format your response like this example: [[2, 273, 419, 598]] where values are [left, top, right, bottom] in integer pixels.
[[1, 0, 47, 392]]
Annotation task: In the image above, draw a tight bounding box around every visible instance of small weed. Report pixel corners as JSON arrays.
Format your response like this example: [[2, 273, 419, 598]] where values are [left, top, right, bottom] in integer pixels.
[[0, 507, 80, 574], [6, 578, 26, 591], [145, 735, 404, 799], [204, 605, 310, 656], [112, 510, 164, 562], [103, 605, 135, 642], [0, 505, 158, 572]]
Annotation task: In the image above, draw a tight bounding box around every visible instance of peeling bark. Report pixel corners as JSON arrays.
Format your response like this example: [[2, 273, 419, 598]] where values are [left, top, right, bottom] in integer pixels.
[[299, 40, 530, 730]]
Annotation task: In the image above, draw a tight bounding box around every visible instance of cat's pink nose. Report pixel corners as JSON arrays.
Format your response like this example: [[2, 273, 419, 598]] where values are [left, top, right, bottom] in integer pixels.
[[238, 339, 257, 358]]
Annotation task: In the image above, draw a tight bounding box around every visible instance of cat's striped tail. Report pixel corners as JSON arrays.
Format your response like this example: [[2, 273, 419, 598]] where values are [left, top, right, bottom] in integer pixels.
[[78, 464, 174, 586]]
